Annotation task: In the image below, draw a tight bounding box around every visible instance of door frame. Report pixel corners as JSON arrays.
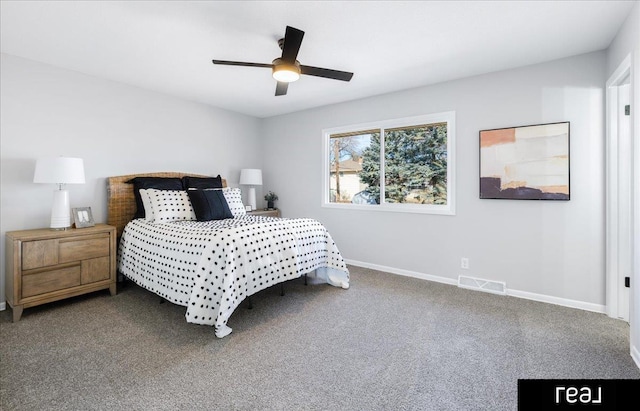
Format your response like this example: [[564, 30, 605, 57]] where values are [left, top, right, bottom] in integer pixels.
[[606, 54, 632, 321]]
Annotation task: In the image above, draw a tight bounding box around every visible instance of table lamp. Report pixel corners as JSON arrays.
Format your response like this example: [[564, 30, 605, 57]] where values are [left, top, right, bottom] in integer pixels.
[[239, 168, 262, 211], [34, 157, 86, 229]]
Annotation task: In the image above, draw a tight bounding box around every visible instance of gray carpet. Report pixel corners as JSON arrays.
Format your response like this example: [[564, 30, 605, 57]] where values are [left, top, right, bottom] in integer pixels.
[[1, 265, 638, 410]]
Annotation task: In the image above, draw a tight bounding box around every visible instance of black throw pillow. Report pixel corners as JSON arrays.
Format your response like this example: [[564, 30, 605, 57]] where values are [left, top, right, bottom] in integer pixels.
[[182, 175, 223, 190], [126, 177, 184, 219], [187, 189, 234, 221]]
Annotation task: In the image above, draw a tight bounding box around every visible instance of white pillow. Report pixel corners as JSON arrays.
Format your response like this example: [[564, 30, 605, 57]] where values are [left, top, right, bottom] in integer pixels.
[[221, 187, 246, 217], [139, 189, 154, 222], [140, 188, 196, 223]]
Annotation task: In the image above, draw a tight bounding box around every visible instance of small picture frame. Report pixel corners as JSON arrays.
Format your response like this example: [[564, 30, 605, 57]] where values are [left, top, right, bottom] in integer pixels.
[[245, 205, 252, 211], [72, 207, 95, 228]]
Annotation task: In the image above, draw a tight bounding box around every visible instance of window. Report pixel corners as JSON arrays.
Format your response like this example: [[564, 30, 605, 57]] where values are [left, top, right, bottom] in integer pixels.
[[323, 111, 455, 215]]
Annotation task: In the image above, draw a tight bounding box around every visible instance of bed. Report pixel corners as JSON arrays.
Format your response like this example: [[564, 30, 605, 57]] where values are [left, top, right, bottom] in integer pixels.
[[108, 172, 349, 338]]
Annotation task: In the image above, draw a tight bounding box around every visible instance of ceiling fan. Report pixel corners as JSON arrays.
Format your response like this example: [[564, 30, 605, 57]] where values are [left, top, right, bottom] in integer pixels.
[[212, 26, 354, 96]]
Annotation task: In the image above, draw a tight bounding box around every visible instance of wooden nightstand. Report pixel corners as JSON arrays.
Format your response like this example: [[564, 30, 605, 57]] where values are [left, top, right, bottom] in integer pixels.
[[248, 209, 281, 217], [5, 224, 117, 322]]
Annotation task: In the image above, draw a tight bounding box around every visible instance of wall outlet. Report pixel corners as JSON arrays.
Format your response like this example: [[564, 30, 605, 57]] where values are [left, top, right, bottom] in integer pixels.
[[461, 257, 470, 269]]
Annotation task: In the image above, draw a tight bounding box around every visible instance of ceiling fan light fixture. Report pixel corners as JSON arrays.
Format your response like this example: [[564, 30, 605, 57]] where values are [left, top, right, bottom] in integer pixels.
[[272, 60, 301, 83], [212, 27, 353, 95]]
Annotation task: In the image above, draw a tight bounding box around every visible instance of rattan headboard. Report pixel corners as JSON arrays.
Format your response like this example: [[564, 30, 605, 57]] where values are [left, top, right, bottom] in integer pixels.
[[107, 172, 227, 238]]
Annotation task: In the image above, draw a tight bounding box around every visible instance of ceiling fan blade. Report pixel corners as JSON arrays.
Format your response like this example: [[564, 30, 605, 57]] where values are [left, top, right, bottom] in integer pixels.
[[280, 26, 304, 63], [275, 81, 289, 96], [300, 65, 354, 81], [212, 60, 273, 68]]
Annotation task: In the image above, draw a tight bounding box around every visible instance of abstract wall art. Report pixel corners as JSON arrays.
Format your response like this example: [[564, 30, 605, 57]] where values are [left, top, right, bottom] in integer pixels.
[[479, 122, 569, 200]]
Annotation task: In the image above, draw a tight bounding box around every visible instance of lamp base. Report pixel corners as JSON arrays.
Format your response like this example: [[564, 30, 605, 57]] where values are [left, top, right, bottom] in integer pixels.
[[247, 187, 257, 211], [50, 189, 71, 229]]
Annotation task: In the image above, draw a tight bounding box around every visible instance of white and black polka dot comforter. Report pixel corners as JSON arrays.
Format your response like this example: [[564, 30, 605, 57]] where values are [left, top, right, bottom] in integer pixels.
[[117, 216, 349, 337]]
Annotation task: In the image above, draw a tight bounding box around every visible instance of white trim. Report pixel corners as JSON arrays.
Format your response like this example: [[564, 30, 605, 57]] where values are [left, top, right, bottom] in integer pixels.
[[605, 54, 632, 320], [507, 289, 605, 314], [322, 111, 456, 215], [345, 259, 457, 286], [0, 302, 6, 311], [320, 202, 455, 215], [633, 38, 640, 372], [632, 342, 640, 370], [346, 259, 608, 315]]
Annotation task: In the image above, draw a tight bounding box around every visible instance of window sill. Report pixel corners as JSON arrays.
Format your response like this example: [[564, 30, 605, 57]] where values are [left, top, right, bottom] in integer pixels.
[[321, 202, 455, 215]]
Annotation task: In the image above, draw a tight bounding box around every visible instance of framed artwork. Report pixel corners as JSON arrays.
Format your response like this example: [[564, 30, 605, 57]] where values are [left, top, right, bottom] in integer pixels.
[[72, 207, 95, 228], [479, 122, 570, 200]]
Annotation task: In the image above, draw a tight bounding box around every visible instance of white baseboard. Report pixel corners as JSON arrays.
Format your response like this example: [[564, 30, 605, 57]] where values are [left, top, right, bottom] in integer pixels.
[[345, 259, 607, 314], [507, 289, 605, 314], [345, 259, 457, 286], [0, 302, 5, 311], [632, 343, 640, 370]]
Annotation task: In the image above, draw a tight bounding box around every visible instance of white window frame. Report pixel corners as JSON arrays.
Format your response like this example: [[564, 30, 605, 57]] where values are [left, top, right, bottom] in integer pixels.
[[322, 111, 456, 215]]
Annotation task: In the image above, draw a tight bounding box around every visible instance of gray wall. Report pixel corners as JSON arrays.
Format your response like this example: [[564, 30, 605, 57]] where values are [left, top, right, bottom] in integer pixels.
[[0, 53, 263, 306], [262, 51, 607, 309]]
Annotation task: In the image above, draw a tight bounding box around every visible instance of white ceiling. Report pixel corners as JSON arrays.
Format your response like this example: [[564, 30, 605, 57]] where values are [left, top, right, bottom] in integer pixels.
[[1, 1, 635, 118]]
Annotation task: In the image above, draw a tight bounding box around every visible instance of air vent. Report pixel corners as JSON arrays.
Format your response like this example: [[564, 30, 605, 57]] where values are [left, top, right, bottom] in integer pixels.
[[458, 275, 506, 295]]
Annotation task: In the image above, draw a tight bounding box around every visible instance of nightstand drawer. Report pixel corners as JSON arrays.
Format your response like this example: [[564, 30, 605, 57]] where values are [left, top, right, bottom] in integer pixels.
[[21, 234, 110, 270], [22, 264, 81, 298], [81, 256, 111, 284], [59, 235, 110, 263], [22, 240, 57, 270]]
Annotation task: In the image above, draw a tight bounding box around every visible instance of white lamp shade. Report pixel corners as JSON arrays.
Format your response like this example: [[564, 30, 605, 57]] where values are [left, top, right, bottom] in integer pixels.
[[34, 157, 85, 184], [239, 169, 262, 186]]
